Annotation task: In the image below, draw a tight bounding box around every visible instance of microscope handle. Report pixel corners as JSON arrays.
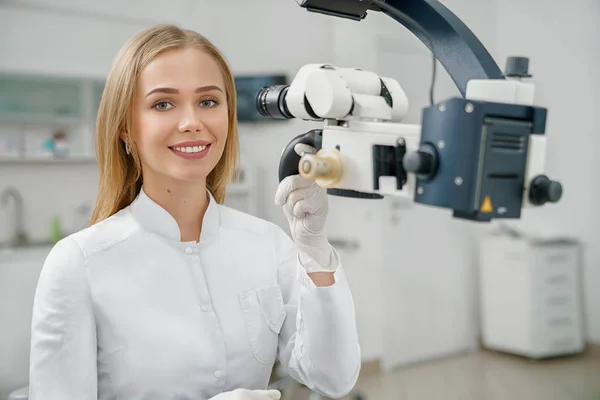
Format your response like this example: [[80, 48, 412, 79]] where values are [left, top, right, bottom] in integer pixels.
[[278, 129, 323, 182]]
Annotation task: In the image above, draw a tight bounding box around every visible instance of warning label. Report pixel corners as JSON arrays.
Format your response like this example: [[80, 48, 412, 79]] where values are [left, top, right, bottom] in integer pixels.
[[480, 196, 494, 213]]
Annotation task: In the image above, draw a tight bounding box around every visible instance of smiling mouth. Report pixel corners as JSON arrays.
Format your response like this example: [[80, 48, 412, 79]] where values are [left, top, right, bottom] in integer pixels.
[[170, 144, 209, 154]]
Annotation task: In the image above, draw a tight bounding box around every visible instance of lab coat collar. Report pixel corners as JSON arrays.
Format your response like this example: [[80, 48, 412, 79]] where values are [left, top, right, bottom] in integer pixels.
[[129, 186, 219, 244]]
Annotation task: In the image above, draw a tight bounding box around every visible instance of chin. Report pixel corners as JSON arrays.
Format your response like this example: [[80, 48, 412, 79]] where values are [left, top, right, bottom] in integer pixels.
[[170, 169, 213, 184]]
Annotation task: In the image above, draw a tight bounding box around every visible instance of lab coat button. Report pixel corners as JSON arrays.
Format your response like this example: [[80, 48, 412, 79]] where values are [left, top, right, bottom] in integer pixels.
[[201, 304, 211, 312], [214, 370, 222, 378], [185, 247, 193, 254]]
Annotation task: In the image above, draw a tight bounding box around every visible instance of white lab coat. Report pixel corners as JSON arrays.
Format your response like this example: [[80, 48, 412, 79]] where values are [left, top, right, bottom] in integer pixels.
[[29, 188, 361, 400]]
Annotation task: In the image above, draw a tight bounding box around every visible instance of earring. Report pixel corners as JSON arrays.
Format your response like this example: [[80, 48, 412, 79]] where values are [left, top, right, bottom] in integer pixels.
[[125, 138, 131, 155]]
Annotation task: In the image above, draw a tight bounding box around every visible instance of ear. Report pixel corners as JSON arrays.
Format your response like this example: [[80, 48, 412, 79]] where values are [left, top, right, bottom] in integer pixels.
[[119, 131, 128, 142]]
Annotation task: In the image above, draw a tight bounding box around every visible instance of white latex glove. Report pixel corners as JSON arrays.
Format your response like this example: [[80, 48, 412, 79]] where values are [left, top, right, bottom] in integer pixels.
[[274, 144, 337, 273], [209, 389, 281, 400]]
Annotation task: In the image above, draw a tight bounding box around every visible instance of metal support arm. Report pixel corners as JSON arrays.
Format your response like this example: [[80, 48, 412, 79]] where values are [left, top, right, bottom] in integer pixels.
[[297, 0, 505, 96]]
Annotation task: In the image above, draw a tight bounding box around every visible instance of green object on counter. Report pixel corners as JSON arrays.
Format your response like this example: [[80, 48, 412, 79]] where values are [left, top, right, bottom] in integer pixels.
[[50, 216, 63, 243]]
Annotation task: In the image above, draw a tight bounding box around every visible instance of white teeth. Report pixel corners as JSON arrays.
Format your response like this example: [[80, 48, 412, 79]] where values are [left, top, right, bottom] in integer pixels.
[[173, 145, 207, 154]]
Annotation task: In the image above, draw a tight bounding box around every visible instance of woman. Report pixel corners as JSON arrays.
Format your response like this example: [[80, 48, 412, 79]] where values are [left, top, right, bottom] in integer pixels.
[[28, 24, 361, 400]]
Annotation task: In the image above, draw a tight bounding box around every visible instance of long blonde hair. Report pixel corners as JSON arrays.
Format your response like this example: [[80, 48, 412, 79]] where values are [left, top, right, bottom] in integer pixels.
[[89, 24, 239, 225]]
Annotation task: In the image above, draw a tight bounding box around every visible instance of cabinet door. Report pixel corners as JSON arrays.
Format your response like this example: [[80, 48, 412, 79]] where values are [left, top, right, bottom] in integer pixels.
[[380, 199, 478, 370], [372, 35, 477, 372], [0, 248, 51, 397], [325, 195, 385, 362]]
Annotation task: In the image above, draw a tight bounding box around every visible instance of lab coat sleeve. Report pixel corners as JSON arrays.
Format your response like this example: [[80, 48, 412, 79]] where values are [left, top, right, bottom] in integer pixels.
[[29, 236, 97, 400], [274, 226, 361, 399]]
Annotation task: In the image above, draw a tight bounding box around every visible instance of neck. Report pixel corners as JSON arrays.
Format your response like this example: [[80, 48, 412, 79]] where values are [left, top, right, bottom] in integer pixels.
[[142, 174, 209, 243]]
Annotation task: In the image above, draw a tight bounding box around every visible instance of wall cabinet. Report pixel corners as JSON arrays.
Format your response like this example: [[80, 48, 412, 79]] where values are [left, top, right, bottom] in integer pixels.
[[0, 73, 103, 163]]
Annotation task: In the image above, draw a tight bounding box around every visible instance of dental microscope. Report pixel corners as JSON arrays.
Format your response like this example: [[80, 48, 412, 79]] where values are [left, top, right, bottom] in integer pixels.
[[261, 2, 563, 398], [256, 0, 563, 222]]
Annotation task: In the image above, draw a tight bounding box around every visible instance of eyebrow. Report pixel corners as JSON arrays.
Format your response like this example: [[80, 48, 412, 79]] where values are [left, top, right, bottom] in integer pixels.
[[145, 85, 223, 97]]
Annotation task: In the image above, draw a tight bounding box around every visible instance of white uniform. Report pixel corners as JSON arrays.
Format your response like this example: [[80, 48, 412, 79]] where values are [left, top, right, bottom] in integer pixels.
[[29, 188, 361, 400]]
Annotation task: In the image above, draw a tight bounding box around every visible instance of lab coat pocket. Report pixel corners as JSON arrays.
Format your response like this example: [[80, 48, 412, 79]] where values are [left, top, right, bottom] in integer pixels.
[[239, 284, 287, 364]]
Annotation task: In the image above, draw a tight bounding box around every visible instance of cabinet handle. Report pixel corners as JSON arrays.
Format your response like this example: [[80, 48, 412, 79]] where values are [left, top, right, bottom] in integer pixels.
[[547, 296, 569, 306], [545, 254, 568, 263], [545, 274, 568, 285], [548, 317, 572, 326], [329, 238, 359, 251]]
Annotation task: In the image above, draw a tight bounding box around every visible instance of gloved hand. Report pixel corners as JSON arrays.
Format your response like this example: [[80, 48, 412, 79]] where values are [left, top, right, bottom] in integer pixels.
[[275, 144, 337, 273], [209, 389, 281, 400]]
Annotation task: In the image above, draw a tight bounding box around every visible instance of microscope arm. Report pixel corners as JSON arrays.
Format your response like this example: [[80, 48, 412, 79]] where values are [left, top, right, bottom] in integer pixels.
[[297, 0, 505, 96]]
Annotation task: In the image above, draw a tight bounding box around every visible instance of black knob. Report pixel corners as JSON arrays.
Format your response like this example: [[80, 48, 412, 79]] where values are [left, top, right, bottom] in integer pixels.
[[402, 144, 438, 179], [505, 56, 532, 78], [529, 175, 562, 205], [403, 151, 433, 174]]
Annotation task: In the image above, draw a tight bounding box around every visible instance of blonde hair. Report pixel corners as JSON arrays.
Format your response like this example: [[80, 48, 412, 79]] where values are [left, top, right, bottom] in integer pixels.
[[89, 24, 239, 225]]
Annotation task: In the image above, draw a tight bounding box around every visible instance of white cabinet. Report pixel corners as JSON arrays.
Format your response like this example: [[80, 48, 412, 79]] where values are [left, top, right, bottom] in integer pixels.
[[478, 235, 585, 359], [325, 195, 479, 369], [380, 200, 478, 371], [0, 246, 51, 399]]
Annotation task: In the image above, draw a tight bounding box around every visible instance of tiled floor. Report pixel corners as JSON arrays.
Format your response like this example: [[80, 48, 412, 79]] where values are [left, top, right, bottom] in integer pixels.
[[282, 348, 600, 400]]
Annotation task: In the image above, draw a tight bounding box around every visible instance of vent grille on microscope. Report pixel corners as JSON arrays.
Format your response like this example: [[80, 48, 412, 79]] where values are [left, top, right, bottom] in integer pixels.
[[490, 131, 526, 151]]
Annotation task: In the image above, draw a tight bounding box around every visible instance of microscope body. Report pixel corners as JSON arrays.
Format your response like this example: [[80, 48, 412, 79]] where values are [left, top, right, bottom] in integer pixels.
[[415, 85, 549, 221], [254, 0, 563, 222], [259, 62, 561, 222]]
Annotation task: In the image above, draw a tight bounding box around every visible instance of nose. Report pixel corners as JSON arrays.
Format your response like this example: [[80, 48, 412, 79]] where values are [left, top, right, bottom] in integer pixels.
[[178, 107, 205, 133]]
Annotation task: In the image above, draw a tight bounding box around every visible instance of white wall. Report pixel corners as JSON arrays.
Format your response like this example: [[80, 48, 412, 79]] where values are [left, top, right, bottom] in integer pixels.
[[0, 0, 171, 78]]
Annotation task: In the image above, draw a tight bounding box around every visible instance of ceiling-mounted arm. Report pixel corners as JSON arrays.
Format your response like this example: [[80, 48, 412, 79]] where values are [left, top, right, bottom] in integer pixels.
[[296, 0, 505, 96]]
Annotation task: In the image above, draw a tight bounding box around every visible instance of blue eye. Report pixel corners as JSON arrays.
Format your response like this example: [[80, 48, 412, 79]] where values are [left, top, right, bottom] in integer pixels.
[[153, 101, 173, 111]]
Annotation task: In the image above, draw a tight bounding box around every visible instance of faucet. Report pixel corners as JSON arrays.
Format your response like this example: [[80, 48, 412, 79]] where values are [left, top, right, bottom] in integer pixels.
[[0, 186, 29, 247]]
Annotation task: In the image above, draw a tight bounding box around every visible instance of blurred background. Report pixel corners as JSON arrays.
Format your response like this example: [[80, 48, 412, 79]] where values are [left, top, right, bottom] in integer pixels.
[[0, 0, 599, 399]]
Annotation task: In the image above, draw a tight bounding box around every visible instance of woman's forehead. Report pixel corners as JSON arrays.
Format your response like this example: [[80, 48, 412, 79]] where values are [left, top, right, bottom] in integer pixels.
[[139, 47, 224, 92]]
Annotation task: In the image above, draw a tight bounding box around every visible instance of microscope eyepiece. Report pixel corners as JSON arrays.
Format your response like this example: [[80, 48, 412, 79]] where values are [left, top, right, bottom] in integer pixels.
[[256, 85, 294, 119]]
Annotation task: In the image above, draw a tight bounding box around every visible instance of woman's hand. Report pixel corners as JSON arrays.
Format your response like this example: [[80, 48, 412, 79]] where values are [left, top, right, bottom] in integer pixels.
[[210, 389, 281, 400], [275, 145, 337, 275]]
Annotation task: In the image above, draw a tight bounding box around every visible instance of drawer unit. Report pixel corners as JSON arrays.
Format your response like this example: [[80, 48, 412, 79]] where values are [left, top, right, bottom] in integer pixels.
[[479, 235, 584, 359]]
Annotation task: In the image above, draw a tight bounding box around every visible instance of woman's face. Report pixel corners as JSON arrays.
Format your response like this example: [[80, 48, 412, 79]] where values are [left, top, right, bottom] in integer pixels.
[[130, 47, 229, 185]]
